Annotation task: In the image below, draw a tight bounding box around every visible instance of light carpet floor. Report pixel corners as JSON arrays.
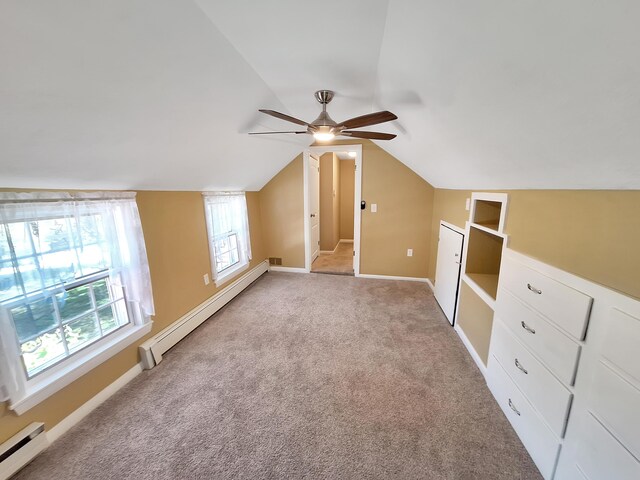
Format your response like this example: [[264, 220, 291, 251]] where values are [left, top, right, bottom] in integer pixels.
[[311, 242, 354, 275], [15, 272, 541, 479]]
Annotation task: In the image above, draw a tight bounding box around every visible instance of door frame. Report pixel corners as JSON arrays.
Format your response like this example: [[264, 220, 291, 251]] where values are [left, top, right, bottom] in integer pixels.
[[303, 144, 362, 274]]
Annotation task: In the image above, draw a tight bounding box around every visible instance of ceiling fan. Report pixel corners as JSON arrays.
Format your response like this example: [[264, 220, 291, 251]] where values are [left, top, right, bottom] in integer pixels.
[[249, 90, 398, 141]]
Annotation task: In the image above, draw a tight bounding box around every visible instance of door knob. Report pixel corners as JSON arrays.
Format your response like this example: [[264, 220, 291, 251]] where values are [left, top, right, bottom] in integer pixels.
[[310, 213, 316, 218]]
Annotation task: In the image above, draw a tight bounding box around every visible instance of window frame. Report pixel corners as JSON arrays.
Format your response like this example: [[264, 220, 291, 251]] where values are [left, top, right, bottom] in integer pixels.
[[203, 192, 252, 287], [5, 269, 132, 380], [0, 192, 154, 415]]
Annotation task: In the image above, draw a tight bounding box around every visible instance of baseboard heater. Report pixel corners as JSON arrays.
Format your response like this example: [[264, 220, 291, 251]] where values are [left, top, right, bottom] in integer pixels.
[[0, 423, 48, 480], [139, 260, 269, 369]]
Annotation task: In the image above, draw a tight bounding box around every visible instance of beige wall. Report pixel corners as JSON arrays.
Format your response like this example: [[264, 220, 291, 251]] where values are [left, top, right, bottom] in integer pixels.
[[0, 190, 266, 444], [259, 140, 435, 277], [429, 189, 640, 300], [340, 159, 355, 240], [359, 141, 434, 277], [319, 153, 341, 251], [332, 154, 341, 249], [258, 155, 305, 267]]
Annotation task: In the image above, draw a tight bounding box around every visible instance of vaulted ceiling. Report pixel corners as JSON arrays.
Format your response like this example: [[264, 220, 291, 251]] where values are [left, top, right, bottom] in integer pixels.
[[1, 0, 639, 190]]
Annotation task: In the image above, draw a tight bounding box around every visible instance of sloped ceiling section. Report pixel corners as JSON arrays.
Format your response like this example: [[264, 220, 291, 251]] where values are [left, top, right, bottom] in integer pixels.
[[1, 0, 639, 190]]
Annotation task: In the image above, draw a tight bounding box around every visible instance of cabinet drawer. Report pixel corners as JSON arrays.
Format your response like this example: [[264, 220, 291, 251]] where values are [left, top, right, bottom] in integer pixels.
[[491, 319, 573, 438], [500, 257, 592, 340], [496, 289, 581, 386], [590, 362, 640, 459], [487, 355, 560, 480], [575, 412, 640, 480]]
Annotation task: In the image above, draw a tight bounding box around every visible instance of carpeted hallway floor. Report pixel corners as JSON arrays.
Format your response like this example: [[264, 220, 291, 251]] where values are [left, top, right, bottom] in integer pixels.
[[15, 272, 541, 479], [311, 241, 354, 275]]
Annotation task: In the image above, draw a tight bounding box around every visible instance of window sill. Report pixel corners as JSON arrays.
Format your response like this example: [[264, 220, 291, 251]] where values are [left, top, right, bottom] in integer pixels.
[[9, 322, 152, 415], [215, 262, 249, 287]]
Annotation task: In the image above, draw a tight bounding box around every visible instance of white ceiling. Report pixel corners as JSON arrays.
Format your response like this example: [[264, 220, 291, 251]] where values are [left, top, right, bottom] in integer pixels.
[[1, 0, 639, 190]]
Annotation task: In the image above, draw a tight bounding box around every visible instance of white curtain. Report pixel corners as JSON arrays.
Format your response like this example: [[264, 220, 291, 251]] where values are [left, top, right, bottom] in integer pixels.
[[0, 191, 155, 317], [203, 192, 252, 282]]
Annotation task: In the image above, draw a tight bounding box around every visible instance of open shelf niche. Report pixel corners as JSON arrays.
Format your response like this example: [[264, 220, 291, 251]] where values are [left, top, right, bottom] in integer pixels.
[[470, 192, 508, 233], [454, 192, 508, 369], [464, 225, 505, 302]]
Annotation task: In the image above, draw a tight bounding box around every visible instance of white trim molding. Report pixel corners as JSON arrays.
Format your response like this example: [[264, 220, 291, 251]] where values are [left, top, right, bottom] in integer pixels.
[[303, 145, 362, 275], [268, 266, 308, 273], [46, 363, 143, 444], [426, 278, 435, 292], [357, 273, 429, 283], [440, 220, 465, 235]]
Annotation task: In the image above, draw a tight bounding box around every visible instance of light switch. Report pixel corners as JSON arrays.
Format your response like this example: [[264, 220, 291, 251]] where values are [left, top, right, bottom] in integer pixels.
[[203, 273, 210, 285], [407, 249, 413, 257], [371, 203, 378, 213], [465, 198, 470, 211]]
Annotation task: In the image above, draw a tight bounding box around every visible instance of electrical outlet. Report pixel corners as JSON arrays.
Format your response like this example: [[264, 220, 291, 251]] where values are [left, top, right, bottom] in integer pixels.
[[203, 273, 210, 285], [465, 198, 470, 211], [371, 203, 377, 213], [407, 248, 413, 257]]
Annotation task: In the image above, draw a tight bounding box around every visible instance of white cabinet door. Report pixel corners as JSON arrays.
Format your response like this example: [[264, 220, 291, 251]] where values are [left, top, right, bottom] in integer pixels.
[[434, 223, 464, 325]]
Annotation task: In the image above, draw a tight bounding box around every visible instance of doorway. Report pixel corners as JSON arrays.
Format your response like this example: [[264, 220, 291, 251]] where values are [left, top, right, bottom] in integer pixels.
[[303, 145, 362, 276]]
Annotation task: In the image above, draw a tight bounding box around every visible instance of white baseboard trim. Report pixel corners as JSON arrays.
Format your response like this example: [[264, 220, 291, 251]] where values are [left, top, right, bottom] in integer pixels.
[[46, 363, 143, 445], [426, 279, 435, 292], [269, 266, 308, 273], [454, 324, 487, 377], [339, 239, 354, 243], [357, 273, 429, 283], [140, 260, 269, 368], [319, 243, 339, 255]]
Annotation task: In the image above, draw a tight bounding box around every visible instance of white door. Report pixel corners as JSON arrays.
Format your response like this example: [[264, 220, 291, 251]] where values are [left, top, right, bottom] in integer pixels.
[[309, 154, 320, 263], [434, 223, 464, 325]]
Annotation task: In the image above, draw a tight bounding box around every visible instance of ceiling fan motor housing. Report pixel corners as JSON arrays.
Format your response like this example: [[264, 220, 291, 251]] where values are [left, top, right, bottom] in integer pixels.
[[314, 90, 334, 105]]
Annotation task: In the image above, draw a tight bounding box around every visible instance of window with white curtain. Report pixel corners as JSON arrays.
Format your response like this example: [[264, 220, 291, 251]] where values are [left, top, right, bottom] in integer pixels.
[[203, 192, 252, 286], [0, 192, 154, 414]]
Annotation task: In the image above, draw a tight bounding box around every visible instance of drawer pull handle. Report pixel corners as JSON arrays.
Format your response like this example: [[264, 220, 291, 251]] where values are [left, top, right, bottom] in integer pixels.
[[508, 398, 521, 416], [527, 283, 542, 295], [521, 321, 536, 334], [515, 358, 528, 374]]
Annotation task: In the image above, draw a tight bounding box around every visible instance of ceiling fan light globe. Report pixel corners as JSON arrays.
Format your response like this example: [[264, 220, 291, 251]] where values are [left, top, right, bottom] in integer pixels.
[[313, 132, 335, 142]]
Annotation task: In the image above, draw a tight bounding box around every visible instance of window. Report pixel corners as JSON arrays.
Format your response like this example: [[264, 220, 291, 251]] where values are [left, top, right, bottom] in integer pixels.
[[0, 192, 154, 413], [203, 192, 252, 285]]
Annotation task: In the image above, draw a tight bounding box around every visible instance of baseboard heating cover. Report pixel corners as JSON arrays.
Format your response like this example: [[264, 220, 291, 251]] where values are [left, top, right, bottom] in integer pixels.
[[139, 260, 269, 369], [0, 423, 48, 480]]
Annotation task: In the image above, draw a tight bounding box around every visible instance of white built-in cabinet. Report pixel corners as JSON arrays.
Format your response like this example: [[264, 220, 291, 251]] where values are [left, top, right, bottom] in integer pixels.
[[452, 192, 640, 480]]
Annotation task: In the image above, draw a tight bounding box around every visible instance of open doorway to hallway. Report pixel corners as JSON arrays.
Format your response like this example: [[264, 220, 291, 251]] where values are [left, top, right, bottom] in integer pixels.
[[311, 150, 356, 275]]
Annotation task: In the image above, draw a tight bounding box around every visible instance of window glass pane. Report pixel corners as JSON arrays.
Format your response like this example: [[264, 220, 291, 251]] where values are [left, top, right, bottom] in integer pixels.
[[38, 252, 76, 287], [10, 296, 57, 343], [7, 222, 34, 258], [57, 284, 92, 322], [215, 252, 232, 272], [98, 304, 118, 333], [0, 260, 20, 302], [79, 214, 101, 245], [31, 218, 76, 255], [77, 243, 109, 276], [16, 257, 42, 297], [21, 327, 66, 376], [0, 227, 11, 262], [229, 248, 239, 265], [64, 313, 100, 352], [93, 279, 111, 306], [229, 233, 238, 250]]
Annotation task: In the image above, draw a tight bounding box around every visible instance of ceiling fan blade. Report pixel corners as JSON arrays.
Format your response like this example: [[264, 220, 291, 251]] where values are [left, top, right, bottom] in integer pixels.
[[248, 131, 308, 135], [338, 111, 397, 129], [258, 109, 310, 127], [341, 130, 397, 140]]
